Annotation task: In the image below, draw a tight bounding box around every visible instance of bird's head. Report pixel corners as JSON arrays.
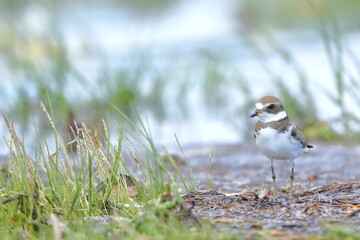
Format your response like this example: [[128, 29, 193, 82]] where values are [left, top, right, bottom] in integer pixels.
[[250, 96, 287, 123]]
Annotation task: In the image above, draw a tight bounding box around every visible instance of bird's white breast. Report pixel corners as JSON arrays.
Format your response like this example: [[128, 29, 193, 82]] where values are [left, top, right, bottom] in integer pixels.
[[255, 126, 306, 160]]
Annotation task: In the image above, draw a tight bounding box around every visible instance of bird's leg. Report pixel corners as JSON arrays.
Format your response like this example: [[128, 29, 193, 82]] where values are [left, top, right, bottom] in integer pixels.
[[289, 159, 295, 201], [270, 159, 277, 200]]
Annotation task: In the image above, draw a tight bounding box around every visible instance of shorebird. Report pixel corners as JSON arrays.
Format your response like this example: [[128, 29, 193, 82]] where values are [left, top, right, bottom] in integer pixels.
[[250, 96, 313, 200]]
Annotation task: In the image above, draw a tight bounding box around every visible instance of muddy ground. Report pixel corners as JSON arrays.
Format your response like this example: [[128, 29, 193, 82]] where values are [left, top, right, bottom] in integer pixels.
[[172, 142, 360, 237]]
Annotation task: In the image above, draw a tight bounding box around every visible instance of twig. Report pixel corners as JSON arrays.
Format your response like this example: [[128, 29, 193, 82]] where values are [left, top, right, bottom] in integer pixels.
[[50, 139, 77, 157], [2, 195, 24, 204]]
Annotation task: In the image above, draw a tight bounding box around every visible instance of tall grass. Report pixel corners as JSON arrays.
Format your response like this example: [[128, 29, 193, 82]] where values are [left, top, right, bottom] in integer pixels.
[[0, 101, 240, 239]]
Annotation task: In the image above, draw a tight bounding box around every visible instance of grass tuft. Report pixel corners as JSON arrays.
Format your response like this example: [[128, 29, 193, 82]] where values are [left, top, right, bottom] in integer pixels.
[[0, 103, 239, 239]]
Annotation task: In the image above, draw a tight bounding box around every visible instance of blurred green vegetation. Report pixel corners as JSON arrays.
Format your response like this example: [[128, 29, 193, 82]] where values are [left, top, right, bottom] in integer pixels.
[[0, 0, 360, 142], [237, 0, 360, 32]]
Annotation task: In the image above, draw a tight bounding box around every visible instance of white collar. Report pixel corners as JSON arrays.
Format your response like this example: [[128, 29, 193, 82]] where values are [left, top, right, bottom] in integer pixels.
[[259, 111, 287, 123]]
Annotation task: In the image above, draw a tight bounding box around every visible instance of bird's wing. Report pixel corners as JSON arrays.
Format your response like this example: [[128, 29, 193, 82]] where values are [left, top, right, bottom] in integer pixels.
[[290, 122, 309, 148]]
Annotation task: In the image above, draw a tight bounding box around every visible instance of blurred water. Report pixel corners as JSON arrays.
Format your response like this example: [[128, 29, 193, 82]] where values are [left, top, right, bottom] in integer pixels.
[[1, 0, 360, 150], [64, 0, 360, 145], [61, 0, 235, 55]]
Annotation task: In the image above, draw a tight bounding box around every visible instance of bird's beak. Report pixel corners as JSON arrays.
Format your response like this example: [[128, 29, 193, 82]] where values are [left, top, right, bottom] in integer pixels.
[[250, 109, 260, 118]]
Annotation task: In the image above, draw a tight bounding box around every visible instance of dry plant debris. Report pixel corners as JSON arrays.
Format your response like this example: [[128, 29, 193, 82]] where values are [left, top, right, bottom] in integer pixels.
[[183, 182, 360, 236]]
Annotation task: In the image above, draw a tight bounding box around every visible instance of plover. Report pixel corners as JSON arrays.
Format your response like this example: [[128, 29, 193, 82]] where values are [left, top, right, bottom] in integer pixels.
[[250, 96, 313, 199]]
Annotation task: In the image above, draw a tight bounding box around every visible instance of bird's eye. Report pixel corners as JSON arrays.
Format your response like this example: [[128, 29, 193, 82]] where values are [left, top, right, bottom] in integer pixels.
[[268, 104, 275, 109]]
